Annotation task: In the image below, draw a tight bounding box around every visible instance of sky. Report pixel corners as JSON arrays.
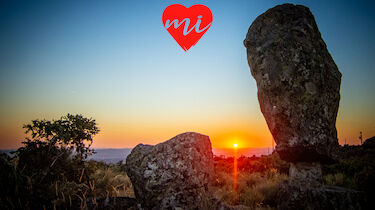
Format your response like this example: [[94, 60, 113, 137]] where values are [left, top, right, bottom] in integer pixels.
[[0, 0, 374, 149]]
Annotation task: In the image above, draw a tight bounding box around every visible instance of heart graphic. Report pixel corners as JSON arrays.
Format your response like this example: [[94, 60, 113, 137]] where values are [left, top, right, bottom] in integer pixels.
[[162, 4, 213, 51]]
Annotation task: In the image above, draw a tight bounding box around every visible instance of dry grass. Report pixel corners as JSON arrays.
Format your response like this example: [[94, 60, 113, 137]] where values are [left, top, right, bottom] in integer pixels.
[[88, 167, 134, 198], [212, 168, 287, 209]]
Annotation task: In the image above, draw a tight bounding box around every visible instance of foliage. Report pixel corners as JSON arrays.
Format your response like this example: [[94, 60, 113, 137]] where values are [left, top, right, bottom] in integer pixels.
[[0, 153, 25, 209], [0, 155, 134, 209], [14, 141, 87, 209], [0, 114, 101, 209], [86, 160, 134, 198], [323, 153, 375, 202], [22, 113, 99, 159], [214, 153, 289, 175], [212, 154, 288, 209]]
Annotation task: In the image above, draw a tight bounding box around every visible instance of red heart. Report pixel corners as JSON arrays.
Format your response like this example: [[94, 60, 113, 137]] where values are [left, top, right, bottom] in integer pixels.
[[162, 4, 213, 51]]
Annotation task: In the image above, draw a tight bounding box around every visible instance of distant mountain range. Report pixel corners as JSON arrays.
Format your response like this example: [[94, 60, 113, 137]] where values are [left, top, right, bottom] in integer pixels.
[[1, 147, 273, 164]]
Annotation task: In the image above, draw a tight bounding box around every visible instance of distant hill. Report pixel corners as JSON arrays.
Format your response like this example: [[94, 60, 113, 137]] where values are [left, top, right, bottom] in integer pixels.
[[88, 148, 132, 163], [0, 148, 132, 164], [1, 147, 273, 164], [91, 148, 273, 163]]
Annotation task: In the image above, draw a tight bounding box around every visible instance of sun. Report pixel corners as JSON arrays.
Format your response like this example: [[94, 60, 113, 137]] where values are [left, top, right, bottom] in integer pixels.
[[233, 143, 238, 148]]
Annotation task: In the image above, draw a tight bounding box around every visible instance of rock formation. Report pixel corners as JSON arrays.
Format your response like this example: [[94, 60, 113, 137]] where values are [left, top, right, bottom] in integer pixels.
[[244, 4, 368, 209], [125, 132, 215, 209], [244, 3, 341, 163]]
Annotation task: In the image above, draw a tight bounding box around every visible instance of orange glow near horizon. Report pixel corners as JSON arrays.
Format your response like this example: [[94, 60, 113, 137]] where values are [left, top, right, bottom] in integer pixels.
[[233, 145, 238, 192], [1, 112, 374, 149], [85, 121, 276, 149]]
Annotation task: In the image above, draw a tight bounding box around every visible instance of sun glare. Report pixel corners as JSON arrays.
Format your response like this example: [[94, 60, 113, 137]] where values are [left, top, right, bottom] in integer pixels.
[[233, 143, 238, 192]]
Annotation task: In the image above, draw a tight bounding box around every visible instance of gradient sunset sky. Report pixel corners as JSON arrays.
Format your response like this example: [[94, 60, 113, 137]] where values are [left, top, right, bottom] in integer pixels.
[[0, 0, 374, 149]]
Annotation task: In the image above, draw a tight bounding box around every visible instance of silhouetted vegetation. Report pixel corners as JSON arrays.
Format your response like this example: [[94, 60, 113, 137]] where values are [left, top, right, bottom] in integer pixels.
[[0, 114, 133, 209], [323, 153, 375, 203], [1, 114, 374, 209]]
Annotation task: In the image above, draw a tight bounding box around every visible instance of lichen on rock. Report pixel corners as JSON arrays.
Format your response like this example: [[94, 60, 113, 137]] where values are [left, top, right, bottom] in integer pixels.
[[125, 132, 215, 209], [244, 3, 342, 163]]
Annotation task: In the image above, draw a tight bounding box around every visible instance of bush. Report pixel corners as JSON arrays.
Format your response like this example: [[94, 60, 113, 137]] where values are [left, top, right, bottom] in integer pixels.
[[0, 153, 25, 209], [0, 114, 132, 209]]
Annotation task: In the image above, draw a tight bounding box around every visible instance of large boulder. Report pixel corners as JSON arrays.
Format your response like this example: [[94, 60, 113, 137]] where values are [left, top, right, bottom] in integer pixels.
[[244, 4, 342, 163], [244, 4, 369, 209], [125, 132, 215, 209]]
